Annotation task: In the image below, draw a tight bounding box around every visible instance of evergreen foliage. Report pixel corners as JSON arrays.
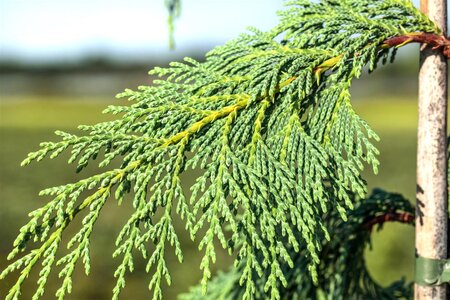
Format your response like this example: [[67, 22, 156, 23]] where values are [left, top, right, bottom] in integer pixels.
[[0, 1, 443, 299], [180, 189, 415, 300]]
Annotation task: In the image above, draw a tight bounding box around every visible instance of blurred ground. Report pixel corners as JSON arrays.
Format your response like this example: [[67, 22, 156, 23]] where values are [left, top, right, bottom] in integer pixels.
[[0, 47, 447, 299]]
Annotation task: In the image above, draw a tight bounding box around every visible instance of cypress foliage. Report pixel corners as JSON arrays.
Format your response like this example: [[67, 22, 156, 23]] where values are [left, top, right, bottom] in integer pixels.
[[180, 189, 415, 300], [0, 1, 445, 299]]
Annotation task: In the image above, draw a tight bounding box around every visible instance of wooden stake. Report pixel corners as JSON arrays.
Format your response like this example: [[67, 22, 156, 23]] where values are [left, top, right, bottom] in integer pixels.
[[415, 0, 448, 299]]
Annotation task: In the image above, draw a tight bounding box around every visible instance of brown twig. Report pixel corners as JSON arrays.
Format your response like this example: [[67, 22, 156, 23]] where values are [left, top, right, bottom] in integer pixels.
[[363, 211, 415, 231], [382, 32, 450, 58]]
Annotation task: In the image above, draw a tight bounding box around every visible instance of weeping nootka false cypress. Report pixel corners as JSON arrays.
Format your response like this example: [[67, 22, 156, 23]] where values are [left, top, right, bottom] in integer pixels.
[[1, 1, 449, 299]]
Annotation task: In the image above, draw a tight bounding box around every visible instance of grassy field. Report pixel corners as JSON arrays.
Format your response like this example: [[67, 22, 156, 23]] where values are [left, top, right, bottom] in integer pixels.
[[0, 96, 420, 299]]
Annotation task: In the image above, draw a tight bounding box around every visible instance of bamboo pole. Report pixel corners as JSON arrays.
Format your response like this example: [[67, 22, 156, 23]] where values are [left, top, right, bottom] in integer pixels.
[[415, 0, 448, 299]]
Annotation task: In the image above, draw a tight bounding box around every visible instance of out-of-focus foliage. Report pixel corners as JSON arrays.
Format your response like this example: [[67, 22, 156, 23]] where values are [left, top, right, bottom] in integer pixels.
[[0, 1, 441, 300], [165, 0, 181, 49]]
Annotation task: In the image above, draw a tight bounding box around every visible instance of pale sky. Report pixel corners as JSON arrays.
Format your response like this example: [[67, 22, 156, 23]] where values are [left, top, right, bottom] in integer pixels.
[[0, 0, 282, 62], [0, 0, 432, 63]]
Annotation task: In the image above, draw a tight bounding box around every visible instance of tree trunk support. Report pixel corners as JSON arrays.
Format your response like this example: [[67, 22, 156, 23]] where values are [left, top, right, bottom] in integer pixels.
[[415, 0, 448, 299]]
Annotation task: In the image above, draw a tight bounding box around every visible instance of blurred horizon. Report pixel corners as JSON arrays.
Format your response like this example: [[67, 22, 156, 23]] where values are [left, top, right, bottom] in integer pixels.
[[0, 0, 283, 66], [0, 0, 432, 67], [0, 0, 439, 100]]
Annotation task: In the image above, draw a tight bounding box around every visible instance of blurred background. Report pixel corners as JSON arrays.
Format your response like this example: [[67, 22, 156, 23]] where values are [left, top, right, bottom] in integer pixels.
[[0, 0, 447, 299]]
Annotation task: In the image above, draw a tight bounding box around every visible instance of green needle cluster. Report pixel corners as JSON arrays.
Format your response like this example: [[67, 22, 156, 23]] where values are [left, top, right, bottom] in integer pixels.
[[180, 189, 415, 300]]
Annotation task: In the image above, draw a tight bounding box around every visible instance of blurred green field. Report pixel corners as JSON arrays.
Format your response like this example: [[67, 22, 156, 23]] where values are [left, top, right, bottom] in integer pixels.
[[0, 96, 420, 299]]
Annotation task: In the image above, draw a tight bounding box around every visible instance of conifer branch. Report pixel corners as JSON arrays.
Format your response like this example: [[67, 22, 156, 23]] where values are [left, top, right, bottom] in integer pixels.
[[180, 189, 416, 300]]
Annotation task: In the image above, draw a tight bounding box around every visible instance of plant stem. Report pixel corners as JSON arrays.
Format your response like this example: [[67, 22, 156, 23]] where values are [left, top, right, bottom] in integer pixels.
[[363, 212, 414, 231], [382, 33, 450, 58], [415, 0, 448, 299]]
